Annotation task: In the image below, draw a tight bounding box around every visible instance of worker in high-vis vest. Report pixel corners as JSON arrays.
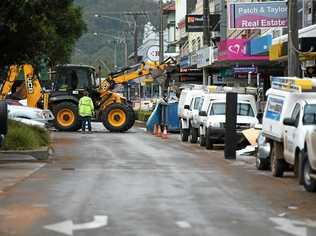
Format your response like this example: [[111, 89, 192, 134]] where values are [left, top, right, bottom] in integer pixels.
[[79, 91, 94, 133]]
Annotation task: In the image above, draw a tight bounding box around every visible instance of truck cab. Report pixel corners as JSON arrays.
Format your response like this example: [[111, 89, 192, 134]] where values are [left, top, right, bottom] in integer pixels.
[[262, 77, 316, 192], [200, 93, 258, 149], [283, 99, 316, 192]]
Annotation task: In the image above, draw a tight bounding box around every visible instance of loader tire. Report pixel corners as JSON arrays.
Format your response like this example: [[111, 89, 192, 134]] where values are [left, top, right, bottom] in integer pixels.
[[102, 103, 131, 132], [0, 101, 8, 135], [53, 102, 81, 132], [125, 105, 136, 130]]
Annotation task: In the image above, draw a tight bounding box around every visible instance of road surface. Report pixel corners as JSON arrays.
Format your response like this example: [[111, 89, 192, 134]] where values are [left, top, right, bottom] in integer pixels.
[[0, 124, 315, 236]]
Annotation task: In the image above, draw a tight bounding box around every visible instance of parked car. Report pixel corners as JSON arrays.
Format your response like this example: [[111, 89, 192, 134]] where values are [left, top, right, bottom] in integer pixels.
[[199, 93, 259, 149], [262, 77, 316, 192], [6, 99, 54, 127], [256, 131, 271, 170], [0, 101, 8, 146], [178, 84, 206, 142]]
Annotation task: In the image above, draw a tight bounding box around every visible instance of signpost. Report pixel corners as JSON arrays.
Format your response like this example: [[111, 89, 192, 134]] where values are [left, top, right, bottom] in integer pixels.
[[228, 1, 288, 29]]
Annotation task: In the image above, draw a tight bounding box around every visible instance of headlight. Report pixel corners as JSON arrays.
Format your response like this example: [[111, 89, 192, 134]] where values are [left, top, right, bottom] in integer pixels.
[[36, 111, 45, 119], [209, 122, 221, 128]]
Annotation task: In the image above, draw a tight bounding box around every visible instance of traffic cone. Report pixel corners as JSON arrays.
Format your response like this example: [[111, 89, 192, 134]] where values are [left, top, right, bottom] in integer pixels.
[[153, 124, 157, 135], [156, 124, 162, 137], [161, 125, 168, 139]]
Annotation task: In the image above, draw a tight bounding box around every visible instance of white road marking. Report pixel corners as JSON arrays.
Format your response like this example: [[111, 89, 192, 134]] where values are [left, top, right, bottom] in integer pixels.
[[44, 215, 108, 235], [270, 217, 316, 236], [176, 221, 192, 229]]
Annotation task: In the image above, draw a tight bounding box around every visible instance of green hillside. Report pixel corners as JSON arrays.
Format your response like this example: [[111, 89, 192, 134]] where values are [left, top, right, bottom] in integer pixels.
[[72, 0, 160, 72]]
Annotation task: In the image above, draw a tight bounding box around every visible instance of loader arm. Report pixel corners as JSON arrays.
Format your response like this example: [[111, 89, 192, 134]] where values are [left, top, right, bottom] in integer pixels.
[[98, 57, 176, 97], [0, 64, 43, 108]]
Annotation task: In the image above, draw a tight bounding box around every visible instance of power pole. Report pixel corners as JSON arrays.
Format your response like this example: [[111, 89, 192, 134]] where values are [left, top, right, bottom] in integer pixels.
[[159, 0, 164, 64], [124, 12, 147, 64], [288, 0, 300, 77], [124, 33, 128, 67], [203, 0, 210, 85]]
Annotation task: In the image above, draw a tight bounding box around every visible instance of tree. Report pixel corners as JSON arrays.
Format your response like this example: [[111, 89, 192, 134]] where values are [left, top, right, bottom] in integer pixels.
[[0, 0, 86, 67]]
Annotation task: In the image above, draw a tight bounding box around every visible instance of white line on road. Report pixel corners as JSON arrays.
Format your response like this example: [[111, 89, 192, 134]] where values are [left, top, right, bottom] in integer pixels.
[[44, 215, 108, 236], [176, 221, 192, 229]]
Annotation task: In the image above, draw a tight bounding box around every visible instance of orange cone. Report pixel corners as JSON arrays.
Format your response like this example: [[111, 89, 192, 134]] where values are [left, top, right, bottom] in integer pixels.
[[161, 125, 168, 139], [153, 124, 157, 135], [156, 124, 162, 137]]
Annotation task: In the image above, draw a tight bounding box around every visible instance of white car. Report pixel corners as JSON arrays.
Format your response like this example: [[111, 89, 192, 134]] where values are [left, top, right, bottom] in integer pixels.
[[200, 94, 259, 149], [6, 100, 54, 127], [178, 85, 207, 142]]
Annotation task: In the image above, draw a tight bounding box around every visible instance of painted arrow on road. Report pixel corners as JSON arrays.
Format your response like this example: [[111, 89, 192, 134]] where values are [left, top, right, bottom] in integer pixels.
[[270, 217, 316, 236], [44, 215, 108, 235]]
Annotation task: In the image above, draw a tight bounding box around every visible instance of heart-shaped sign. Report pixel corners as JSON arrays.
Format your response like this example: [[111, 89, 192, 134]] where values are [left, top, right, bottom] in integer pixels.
[[228, 44, 240, 54]]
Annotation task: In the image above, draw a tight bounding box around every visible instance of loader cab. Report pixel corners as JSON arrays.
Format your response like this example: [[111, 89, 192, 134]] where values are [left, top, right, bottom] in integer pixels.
[[52, 65, 97, 95]]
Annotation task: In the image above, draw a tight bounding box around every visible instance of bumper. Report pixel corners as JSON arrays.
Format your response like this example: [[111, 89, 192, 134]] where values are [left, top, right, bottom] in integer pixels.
[[207, 127, 244, 144]]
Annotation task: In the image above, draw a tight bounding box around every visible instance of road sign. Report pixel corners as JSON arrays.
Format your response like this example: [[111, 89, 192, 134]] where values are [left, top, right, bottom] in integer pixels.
[[44, 215, 108, 235], [147, 45, 160, 62], [185, 14, 220, 32]]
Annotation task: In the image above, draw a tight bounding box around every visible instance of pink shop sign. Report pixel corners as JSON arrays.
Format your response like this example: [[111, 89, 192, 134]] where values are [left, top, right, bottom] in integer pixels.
[[217, 39, 268, 61]]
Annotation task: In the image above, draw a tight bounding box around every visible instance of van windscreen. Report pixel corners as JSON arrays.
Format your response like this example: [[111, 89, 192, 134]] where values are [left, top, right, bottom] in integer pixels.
[[210, 103, 255, 117]]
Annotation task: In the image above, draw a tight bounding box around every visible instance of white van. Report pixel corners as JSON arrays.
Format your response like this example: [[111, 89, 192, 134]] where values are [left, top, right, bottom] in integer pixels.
[[199, 93, 258, 149], [178, 85, 207, 142], [262, 77, 316, 192]]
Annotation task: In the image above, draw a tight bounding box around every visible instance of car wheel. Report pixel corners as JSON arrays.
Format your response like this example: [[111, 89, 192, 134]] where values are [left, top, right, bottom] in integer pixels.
[[298, 151, 305, 185], [180, 122, 189, 142], [0, 101, 8, 135], [205, 128, 213, 150], [256, 155, 270, 170], [199, 135, 206, 147], [302, 154, 316, 192], [271, 142, 286, 177], [189, 127, 198, 143]]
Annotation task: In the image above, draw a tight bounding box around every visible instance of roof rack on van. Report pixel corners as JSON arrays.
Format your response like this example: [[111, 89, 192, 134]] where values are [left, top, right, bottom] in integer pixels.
[[180, 84, 208, 91], [271, 77, 316, 92], [208, 86, 257, 95]]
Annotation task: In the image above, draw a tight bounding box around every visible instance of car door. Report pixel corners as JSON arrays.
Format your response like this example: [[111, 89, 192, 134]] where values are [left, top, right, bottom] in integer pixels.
[[192, 97, 202, 125], [284, 103, 301, 162]]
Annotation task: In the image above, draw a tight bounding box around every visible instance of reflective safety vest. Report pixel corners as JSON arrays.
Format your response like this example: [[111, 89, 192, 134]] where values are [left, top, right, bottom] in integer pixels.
[[79, 96, 94, 117]]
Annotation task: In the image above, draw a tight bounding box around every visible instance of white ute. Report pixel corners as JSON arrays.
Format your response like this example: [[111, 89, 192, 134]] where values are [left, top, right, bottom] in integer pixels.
[[199, 92, 258, 149], [262, 77, 316, 192], [178, 85, 207, 142]]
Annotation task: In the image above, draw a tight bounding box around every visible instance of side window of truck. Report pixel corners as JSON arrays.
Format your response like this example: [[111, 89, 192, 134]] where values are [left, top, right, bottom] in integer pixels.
[[198, 98, 204, 111], [194, 97, 201, 110], [291, 103, 301, 127], [189, 98, 194, 111]]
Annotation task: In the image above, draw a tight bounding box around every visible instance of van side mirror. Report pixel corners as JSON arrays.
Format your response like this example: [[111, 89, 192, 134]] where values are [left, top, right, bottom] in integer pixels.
[[283, 118, 296, 127], [184, 105, 190, 110], [199, 111, 207, 116]]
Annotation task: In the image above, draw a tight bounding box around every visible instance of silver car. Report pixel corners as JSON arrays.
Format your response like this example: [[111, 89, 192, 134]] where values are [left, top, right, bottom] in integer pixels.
[[256, 131, 271, 170]]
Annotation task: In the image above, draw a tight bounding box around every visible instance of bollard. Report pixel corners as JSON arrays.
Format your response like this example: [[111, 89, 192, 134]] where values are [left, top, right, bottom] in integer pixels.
[[224, 92, 237, 160]]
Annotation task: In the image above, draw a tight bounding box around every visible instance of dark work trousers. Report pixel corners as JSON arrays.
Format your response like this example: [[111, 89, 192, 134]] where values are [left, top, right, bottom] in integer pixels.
[[81, 116, 92, 132]]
